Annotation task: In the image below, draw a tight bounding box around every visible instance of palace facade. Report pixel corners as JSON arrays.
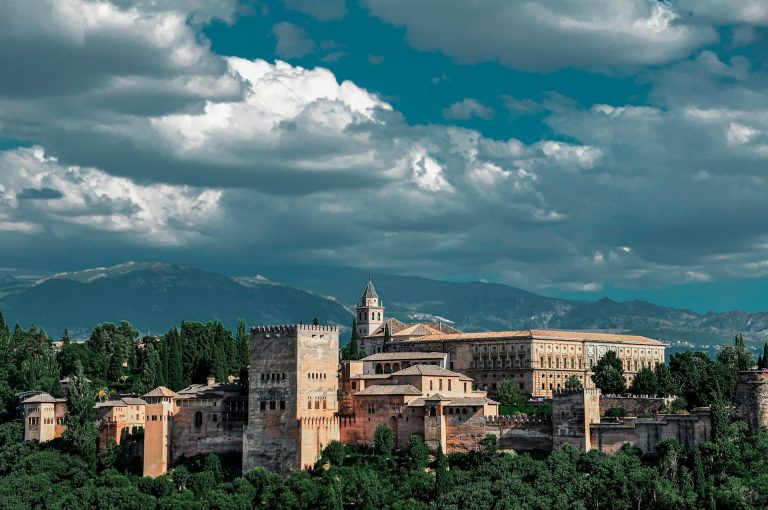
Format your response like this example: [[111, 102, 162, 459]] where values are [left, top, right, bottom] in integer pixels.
[[356, 280, 665, 396]]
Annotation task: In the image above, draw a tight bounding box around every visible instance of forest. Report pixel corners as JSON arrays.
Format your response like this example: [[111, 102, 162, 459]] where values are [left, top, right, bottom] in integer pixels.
[[1, 309, 768, 509]]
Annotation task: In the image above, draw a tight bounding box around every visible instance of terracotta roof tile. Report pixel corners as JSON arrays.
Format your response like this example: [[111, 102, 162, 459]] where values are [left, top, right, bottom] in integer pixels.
[[355, 384, 422, 396], [391, 365, 464, 377], [143, 386, 178, 398], [361, 351, 447, 362]]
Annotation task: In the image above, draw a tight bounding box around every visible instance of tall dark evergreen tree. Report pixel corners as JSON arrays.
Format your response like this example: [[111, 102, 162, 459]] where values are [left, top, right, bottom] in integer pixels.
[[167, 328, 184, 391], [384, 322, 392, 344], [0, 309, 7, 336], [434, 444, 448, 497], [342, 318, 362, 360], [63, 361, 98, 468], [137, 344, 161, 394], [761, 343, 768, 369], [235, 319, 250, 372]]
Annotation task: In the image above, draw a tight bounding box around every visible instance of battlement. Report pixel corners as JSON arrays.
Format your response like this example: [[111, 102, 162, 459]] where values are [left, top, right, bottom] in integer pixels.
[[552, 388, 601, 397], [738, 370, 768, 383], [251, 325, 297, 335], [476, 414, 548, 425], [251, 324, 339, 336]]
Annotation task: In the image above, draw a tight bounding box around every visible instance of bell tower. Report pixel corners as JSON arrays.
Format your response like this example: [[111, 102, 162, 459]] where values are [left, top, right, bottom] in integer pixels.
[[356, 278, 384, 337]]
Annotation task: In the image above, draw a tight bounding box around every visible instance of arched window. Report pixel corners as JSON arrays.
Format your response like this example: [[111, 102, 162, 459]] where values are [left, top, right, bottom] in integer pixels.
[[375, 363, 383, 374], [194, 411, 203, 428]]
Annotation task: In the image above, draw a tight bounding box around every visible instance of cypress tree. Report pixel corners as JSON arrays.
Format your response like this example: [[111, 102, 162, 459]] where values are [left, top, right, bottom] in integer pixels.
[[434, 445, 448, 497], [64, 361, 98, 468], [762, 343, 768, 369], [236, 319, 250, 372], [346, 318, 361, 360], [168, 328, 184, 391], [0, 309, 7, 336], [384, 322, 392, 344]]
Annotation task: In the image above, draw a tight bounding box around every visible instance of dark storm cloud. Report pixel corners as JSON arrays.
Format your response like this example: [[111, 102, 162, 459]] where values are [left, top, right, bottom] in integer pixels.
[[17, 187, 63, 200], [1, 0, 768, 297]]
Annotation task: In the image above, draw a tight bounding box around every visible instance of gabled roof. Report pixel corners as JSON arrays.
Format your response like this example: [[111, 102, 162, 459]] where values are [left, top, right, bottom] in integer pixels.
[[143, 386, 178, 398], [360, 351, 447, 362], [354, 384, 422, 396], [369, 320, 461, 338], [391, 365, 465, 377]]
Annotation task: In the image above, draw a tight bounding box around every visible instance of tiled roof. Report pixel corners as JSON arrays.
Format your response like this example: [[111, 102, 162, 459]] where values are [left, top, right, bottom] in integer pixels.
[[361, 280, 378, 300], [143, 386, 178, 398], [407, 396, 498, 407], [350, 374, 392, 379], [355, 384, 422, 396], [396, 329, 662, 345], [22, 393, 61, 404], [176, 382, 241, 396], [391, 365, 465, 377], [530, 329, 663, 344], [443, 397, 499, 406], [424, 393, 451, 401], [361, 351, 447, 362], [368, 320, 461, 337], [121, 397, 147, 405], [95, 397, 148, 408], [369, 318, 407, 336]]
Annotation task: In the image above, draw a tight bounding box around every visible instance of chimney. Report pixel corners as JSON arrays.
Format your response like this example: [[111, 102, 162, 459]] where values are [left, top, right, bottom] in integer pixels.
[[206, 376, 215, 386]]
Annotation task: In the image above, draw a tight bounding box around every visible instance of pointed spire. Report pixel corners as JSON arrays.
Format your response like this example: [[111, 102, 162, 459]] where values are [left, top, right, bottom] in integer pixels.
[[361, 278, 379, 301]]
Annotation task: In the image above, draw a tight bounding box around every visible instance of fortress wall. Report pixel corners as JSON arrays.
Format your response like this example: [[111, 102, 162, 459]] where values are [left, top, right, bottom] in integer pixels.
[[599, 396, 671, 416], [591, 410, 711, 454], [445, 415, 553, 452]]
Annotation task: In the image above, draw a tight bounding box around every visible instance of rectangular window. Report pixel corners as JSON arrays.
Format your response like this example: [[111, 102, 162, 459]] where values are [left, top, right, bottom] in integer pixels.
[[308, 401, 312, 409], [439, 379, 443, 391], [260, 401, 267, 411], [351, 382, 357, 390], [323, 400, 327, 409], [315, 400, 320, 409], [448, 380, 451, 391], [280, 400, 285, 410], [269, 401, 276, 410]]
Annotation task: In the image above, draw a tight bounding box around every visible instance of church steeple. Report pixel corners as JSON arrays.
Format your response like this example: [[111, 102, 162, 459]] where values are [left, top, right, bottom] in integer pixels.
[[356, 278, 384, 336]]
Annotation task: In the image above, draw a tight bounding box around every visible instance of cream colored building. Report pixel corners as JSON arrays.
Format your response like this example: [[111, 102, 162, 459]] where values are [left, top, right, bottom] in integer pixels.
[[21, 393, 67, 442], [354, 280, 666, 397]]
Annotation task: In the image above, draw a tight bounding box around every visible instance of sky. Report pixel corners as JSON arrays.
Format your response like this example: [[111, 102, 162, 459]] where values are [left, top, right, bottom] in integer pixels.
[[1, 0, 768, 313]]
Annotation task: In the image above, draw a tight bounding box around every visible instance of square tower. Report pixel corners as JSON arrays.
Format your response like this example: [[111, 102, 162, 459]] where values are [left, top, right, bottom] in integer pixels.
[[243, 324, 340, 474]]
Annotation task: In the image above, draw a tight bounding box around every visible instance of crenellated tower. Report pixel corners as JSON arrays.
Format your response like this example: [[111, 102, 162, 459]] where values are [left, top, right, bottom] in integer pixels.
[[355, 279, 384, 337]]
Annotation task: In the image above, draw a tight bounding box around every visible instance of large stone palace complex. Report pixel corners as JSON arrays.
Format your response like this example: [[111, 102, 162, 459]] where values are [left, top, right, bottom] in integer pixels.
[[22, 279, 720, 476], [355, 280, 666, 397]]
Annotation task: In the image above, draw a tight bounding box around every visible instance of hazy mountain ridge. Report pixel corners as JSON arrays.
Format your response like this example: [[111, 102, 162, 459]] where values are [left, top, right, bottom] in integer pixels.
[[0, 263, 352, 338], [0, 262, 766, 349], [259, 266, 768, 348]]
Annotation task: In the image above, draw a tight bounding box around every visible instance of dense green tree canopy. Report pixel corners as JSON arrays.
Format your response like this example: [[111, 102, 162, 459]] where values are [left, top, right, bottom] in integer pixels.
[[592, 351, 627, 395]]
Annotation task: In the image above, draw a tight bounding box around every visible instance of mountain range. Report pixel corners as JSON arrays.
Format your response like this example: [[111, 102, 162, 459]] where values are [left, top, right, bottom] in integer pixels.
[[1, 261, 766, 354]]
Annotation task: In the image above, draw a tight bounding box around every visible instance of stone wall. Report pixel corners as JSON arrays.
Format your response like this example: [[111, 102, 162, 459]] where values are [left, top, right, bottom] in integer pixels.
[[171, 406, 244, 464], [735, 370, 768, 431], [599, 396, 672, 416], [445, 415, 553, 452], [591, 409, 711, 454], [552, 388, 601, 450]]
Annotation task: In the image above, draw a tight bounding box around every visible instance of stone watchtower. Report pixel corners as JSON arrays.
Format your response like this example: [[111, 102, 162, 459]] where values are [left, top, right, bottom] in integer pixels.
[[552, 388, 601, 450], [735, 370, 768, 431], [356, 280, 384, 337], [243, 324, 340, 474]]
